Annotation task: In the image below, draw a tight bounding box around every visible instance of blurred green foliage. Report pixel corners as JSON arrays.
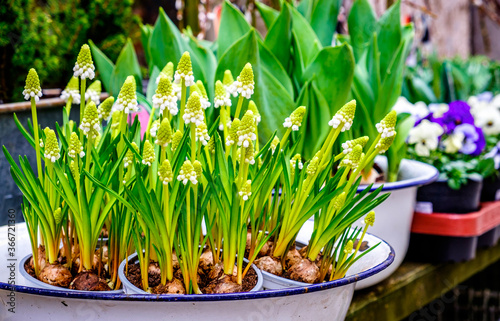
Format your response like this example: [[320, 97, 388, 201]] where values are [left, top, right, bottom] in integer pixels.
[[0, 0, 138, 103]]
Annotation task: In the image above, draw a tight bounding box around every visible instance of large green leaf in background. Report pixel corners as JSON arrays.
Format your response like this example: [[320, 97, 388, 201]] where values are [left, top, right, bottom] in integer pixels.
[[347, 0, 378, 62], [290, 4, 322, 67], [89, 40, 115, 94], [216, 29, 294, 142], [149, 7, 186, 71], [110, 38, 143, 97], [255, 1, 280, 29], [140, 23, 154, 72], [186, 33, 217, 99], [258, 40, 294, 98], [377, 1, 402, 80], [217, 0, 251, 59], [264, 3, 292, 72], [302, 44, 355, 111], [295, 80, 331, 159], [310, 0, 342, 47]]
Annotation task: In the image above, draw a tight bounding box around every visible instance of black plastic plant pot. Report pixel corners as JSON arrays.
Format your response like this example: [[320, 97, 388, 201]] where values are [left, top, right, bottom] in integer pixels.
[[416, 177, 483, 214], [480, 174, 500, 202], [407, 233, 477, 263], [477, 226, 500, 249]]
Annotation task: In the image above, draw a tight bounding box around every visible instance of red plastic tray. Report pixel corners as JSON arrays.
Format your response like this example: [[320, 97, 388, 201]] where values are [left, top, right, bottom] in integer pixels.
[[412, 202, 500, 237]]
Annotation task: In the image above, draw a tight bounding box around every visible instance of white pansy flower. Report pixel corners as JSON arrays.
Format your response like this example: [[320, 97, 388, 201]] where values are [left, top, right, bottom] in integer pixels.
[[408, 119, 444, 157]]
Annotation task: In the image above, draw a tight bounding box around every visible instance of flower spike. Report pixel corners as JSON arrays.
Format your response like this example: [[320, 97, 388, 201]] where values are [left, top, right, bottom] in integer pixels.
[[239, 180, 252, 201], [196, 122, 210, 146], [248, 100, 261, 124], [196, 80, 211, 110], [158, 160, 173, 185], [236, 63, 254, 99], [174, 52, 195, 86], [364, 211, 375, 226], [237, 110, 256, 148], [23, 68, 43, 101], [156, 62, 175, 83], [73, 44, 95, 79], [85, 80, 101, 104], [43, 127, 60, 163], [115, 76, 138, 114], [98, 97, 114, 121], [153, 76, 178, 116], [376, 132, 397, 153], [183, 92, 204, 127], [124, 142, 139, 168], [177, 160, 198, 185], [376, 110, 397, 138], [223, 70, 238, 97], [171, 130, 183, 152], [80, 101, 100, 139], [155, 118, 173, 147], [142, 141, 156, 166], [328, 100, 356, 132], [60, 77, 80, 104], [214, 80, 231, 108], [283, 106, 306, 131], [68, 132, 85, 159], [340, 145, 363, 169], [226, 118, 240, 146], [341, 136, 369, 154]]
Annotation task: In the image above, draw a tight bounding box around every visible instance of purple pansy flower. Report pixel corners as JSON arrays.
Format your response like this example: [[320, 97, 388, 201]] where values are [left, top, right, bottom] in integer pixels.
[[433, 101, 475, 134], [453, 123, 486, 156]]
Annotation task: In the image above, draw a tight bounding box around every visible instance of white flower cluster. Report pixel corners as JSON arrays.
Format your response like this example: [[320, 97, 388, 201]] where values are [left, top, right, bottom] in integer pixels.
[[183, 109, 204, 127], [149, 120, 160, 138], [73, 62, 95, 79], [375, 122, 396, 139], [68, 146, 85, 159], [60, 90, 81, 104], [214, 92, 231, 108], [174, 71, 195, 87], [23, 88, 42, 102], [200, 96, 211, 110], [114, 96, 138, 114], [226, 82, 238, 97], [328, 111, 353, 132], [80, 116, 100, 139], [44, 150, 60, 163], [177, 167, 198, 185], [235, 80, 254, 99], [85, 90, 100, 105], [196, 124, 210, 146]]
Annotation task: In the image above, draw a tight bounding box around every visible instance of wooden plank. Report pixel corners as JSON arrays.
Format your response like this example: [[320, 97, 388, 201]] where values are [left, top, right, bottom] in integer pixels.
[[346, 242, 500, 321], [0, 93, 109, 114]]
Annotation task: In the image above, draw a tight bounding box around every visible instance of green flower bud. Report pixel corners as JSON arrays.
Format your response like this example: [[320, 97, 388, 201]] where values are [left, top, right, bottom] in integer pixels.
[[142, 141, 156, 166], [332, 192, 346, 211], [223, 70, 238, 97], [155, 118, 173, 147], [110, 110, 121, 130], [344, 240, 353, 255], [98, 97, 114, 121], [68, 132, 85, 159], [376, 132, 397, 153], [244, 141, 255, 165], [174, 52, 194, 86], [196, 121, 210, 146], [239, 180, 252, 201], [53, 207, 62, 225], [23, 68, 42, 101], [306, 151, 322, 177], [341, 145, 363, 169], [247, 100, 261, 124], [60, 76, 80, 104], [237, 110, 256, 148], [329, 100, 356, 132], [193, 160, 202, 178], [207, 135, 216, 154], [177, 160, 198, 185], [43, 127, 60, 163], [124, 142, 139, 168], [80, 101, 100, 139], [236, 63, 254, 99], [226, 118, 240, 146], [284, 106, 306, 131], [341, 136, 369, 154], [70, 160, 79, 180], [116, 76, 138, 114], [214, 80, 231, 108], [196, 80, 211, 109], [290, 154, 303, 176], [270, 136, 280, 153], [73, 44, 95, 79], [159, 62, 174, 81], [158, 159, 173, 185], [171, 130, 183, 152], [364, 211, 375, 227]]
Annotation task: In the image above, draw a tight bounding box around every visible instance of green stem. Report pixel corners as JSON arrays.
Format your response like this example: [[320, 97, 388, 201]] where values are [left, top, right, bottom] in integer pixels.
[[234, 95, 244, 119], [30, 98, 42, 180], [79, 78, 86, 141], [179, 79, 187, 129]]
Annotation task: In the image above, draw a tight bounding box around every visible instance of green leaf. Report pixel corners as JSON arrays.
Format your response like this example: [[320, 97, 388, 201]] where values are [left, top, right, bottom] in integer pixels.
[[217, 0, 251, 59], [140, 23, 154, 71], [110, 38, 143, 96], [89, 40, 115, 94], [258, 40, 294, 97], [255, 1, 280, 29], [149, 7, 186, 71], [290, 4, 322, 67], [310, 0, 342, 46], [216, 29, 294, 142], [264, 3, 292, 71], [377, 1, 402, 80], [186, 34, 217, 99], [302, 44, 355, 110], [347, 0, 378, 62]]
